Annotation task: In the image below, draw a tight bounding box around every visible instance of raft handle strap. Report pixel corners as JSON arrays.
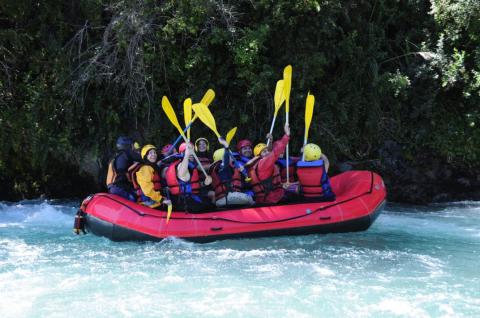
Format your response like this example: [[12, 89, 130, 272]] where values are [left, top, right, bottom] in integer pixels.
[[73, 209, 87, 235]]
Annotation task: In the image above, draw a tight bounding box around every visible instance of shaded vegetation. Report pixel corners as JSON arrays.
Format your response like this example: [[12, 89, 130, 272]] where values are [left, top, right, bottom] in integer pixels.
[[1, 0, 479, 202]]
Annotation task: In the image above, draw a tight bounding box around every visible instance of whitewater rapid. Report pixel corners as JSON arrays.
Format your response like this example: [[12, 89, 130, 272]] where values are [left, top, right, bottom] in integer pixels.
[[0, 200, 479, 317]]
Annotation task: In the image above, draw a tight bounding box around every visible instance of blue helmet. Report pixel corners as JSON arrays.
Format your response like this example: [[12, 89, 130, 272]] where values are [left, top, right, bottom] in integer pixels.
[[116, 136, 133, 150]]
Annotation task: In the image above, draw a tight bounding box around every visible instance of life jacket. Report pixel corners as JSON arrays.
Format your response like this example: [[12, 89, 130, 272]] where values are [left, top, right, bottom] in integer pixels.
[[106, 150, 129, 187], [106, 158, 117, 187], [248, 158, 283, 202], [296, 160, 334, 199], [128, 162, 162, 202], [209, 160, 242, 200], [276, 158, 298, 183], [165, 160, 201, 196], [197, 153, 212, 167]]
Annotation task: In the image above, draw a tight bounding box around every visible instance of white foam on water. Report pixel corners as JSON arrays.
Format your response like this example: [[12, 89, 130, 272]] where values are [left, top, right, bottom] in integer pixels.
[[0, 200, 74, 229], [372, 299, 430, 318], [0, 238, 43, 265], [312, 264, 336, 277]]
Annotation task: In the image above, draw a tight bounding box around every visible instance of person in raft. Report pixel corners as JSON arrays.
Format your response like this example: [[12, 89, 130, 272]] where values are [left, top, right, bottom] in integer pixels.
[[194, 137, 212, 170], [160, 143, 177, 159], [235, 139, 254, 164], [106, 136, 141, 201], [128, 144, 172, 208], [295, 143, 335, 201], [246, 123, 290, 204], [276, 151, 300, 183], [163, 142, 215, 212], [210, 138, 255, 208]]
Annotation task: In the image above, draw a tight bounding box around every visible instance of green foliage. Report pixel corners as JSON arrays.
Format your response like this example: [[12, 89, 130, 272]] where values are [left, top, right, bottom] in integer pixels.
[[0, 0, 479, 199]]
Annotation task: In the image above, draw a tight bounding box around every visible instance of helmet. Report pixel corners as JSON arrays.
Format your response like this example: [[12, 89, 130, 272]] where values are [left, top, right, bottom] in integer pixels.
[[161, 144, 173, 155], [254, 143, 268, 157], [237, 139, 252, 152], [213, 148, 225, 162], [179, 142, 193, 153], [303, 143, 322, 161], [116, 136, 133, 150], [141, 144, 157, 160], [195, 137, 209, 152], [133, 142, 141, 150]]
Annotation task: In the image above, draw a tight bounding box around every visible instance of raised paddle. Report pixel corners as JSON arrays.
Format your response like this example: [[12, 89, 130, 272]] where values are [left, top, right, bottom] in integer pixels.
[[200, 88, 215, 107], [169, 89, 216, 151], [302, 92, 315, 161], [267, 80, 286, 146], [226, 127, 237, 146], [161, 96, 210, 178], [183, 98, 192, 141], [283, 65, 293, 183], [192, 103, 251, 181]]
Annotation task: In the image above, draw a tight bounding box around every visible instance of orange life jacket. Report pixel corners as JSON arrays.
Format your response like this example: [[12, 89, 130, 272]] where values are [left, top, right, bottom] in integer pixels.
[[248, 158, 283, 202], [296, 160, 334, 198], [106, 158, 117, 187], [165, 160, 201, 196], [209, 160, 242, 200]]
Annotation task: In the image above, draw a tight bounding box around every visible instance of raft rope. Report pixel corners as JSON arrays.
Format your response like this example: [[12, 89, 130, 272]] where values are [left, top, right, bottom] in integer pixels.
[[73, 209, 87, 235], [91, 172, 377, 225]]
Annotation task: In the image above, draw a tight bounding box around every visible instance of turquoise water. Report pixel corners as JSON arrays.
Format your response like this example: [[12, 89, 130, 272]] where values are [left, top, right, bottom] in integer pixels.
[[0, 200, 479, 318]]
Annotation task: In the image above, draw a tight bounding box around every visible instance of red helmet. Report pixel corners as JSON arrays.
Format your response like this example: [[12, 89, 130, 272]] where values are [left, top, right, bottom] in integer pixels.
[[179, 142, 193, 153], [236, 139, 253, 152], [161, 144, 173, 155]]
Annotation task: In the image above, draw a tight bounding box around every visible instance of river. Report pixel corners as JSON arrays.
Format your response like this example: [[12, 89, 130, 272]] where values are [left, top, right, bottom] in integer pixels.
[[1, 200, 479, 317]]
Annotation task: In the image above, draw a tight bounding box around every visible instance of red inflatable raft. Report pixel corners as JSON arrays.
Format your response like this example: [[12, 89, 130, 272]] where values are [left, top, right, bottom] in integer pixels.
[[78, 171, 386, 242]]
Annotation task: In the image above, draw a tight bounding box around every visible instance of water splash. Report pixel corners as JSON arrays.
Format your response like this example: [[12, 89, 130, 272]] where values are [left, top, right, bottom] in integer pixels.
[[0, 200, 479, 317]]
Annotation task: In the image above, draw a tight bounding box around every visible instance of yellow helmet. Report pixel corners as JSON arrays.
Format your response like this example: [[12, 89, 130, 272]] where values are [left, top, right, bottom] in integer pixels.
[[141, 144, 156, 160], [303, 143, 322, 161], [213, 148, 225, 162], [254, 143, 268, 157]]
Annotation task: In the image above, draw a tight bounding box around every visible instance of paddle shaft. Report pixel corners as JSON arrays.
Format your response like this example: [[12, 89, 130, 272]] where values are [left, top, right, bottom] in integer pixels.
[[302, 134, 308, 161], [168, 115, 199, 152], [267, 114, 277, 146]]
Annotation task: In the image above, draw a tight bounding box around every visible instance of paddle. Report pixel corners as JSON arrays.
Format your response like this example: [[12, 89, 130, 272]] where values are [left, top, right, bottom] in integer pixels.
[[166, 203, 172, 224], [302, 92, 315, 161], [226, 127, 237, 146], [161, 96, 210, 179], [267, 80, 286, 146], [283, 65, 292, 183], [169, 89, 216, 151], [184, 98, 192, 141], [192, 103, 251, 181]]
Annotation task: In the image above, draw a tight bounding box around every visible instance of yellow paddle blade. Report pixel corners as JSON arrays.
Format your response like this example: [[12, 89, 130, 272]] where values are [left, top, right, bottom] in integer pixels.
[[304, 92, 315, 142], [166, 204, 172, 224], [274, 80, 285, 114], [184, 98, 192, 140], [283, 65, 292, 112], [200, 89, 215, 107], [162, 96, 185, 137], [226, 127, 237, 145], [192, 103, 221, 138]]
